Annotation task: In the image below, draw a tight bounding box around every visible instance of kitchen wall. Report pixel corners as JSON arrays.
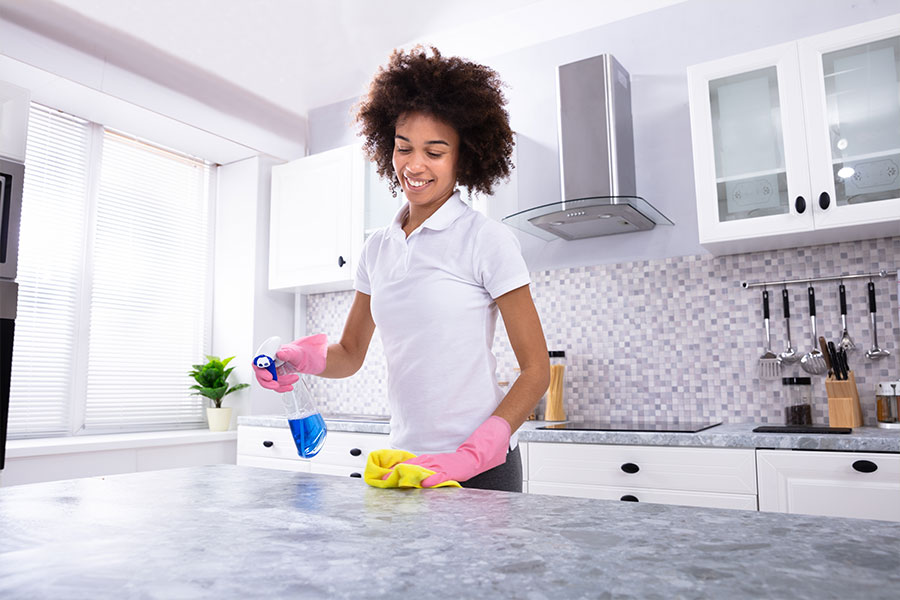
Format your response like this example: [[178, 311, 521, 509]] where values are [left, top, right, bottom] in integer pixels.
[[306, 236, 899, 425], [301, 0, 900, 425]]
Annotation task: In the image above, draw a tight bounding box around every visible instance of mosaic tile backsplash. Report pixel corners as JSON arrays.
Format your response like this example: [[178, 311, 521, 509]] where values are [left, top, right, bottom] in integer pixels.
[[306, 236, 899, 426]]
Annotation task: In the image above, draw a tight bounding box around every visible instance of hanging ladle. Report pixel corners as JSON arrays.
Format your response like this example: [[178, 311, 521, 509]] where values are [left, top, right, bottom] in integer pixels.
[[778, 288, 801, 364], [865, 281, 891, 361], [800, 285, 828, 375]]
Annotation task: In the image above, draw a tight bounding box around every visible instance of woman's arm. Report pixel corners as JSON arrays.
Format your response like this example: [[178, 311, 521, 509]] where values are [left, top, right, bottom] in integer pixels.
[[318, 291, 376, 379], [492, 284, 551, 431]]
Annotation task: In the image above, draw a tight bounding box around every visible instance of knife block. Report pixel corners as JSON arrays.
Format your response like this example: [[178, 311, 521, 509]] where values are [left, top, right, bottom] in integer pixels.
[[826, 371, 863, 428]]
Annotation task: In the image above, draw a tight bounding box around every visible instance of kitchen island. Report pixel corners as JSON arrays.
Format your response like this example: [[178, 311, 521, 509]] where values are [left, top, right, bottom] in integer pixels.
[[1, 465, 898, 598]]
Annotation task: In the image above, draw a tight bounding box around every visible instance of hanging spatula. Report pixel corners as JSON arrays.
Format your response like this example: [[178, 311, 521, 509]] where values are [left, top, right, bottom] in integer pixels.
[[758, 290, 782, 379]]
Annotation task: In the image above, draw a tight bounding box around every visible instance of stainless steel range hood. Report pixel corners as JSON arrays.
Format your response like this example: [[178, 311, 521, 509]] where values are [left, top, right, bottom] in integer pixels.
[[503, 54, 673, 241]]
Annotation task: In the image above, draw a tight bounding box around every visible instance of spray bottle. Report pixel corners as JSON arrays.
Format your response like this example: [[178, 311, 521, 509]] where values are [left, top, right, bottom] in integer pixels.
[[253, 336, 327, 458]]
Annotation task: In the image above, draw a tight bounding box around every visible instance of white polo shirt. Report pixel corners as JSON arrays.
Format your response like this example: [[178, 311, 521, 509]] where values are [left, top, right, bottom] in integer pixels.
[[354, 190, 531, 455]]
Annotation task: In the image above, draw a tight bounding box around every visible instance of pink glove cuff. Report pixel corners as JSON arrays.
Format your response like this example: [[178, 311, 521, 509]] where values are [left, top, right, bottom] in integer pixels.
[[277, 333, 328, 375]]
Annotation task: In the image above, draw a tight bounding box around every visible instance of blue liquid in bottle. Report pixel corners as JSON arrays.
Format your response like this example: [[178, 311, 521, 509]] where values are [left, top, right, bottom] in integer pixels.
[[289, 413, 327, 458]]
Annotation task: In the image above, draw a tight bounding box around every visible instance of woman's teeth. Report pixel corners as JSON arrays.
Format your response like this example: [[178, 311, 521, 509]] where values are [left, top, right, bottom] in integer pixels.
[[406, 176, 431, 188]]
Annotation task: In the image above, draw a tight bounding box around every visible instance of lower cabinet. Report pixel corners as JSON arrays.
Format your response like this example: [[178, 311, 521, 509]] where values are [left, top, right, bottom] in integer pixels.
[[757, 449, 900, 522], [526, 442, 758, 511], [237, 426, 389, 479]]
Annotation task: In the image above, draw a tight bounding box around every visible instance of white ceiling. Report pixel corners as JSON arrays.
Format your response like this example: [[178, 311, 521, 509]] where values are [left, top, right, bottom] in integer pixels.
[[4, 0, 686, 118]]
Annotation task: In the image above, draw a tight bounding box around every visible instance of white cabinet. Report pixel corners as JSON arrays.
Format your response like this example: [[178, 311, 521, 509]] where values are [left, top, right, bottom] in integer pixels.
[[268, 145, 401, 293], [237, 425, 389, 480], [688, 15, 900, 256], [0, 81, 30, 162], [527, 442, 758, 511], [757, 449, 900, 522]]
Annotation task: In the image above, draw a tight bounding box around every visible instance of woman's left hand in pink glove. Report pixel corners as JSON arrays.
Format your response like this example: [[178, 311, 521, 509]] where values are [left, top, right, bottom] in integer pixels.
[[399, 415, 512, 487]]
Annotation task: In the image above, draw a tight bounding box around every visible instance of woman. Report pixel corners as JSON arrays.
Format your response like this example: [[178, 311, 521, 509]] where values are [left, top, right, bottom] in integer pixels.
[[254, 46, 549, 492]]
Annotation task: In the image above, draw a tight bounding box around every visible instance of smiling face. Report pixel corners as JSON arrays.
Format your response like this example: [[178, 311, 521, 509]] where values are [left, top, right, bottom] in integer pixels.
[[392, 111, 460, 213]]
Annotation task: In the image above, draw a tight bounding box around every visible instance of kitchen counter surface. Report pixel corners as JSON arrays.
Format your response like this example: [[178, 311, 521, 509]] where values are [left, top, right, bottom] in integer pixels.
[[1, 465, 898, 599], [239, 415, 900, 452]]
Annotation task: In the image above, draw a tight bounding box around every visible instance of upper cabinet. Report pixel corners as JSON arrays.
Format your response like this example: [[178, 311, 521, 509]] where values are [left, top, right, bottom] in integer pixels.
[[0, 82, 31, 162], [269, 144, 402, 293], [688, 15, 900, 256]]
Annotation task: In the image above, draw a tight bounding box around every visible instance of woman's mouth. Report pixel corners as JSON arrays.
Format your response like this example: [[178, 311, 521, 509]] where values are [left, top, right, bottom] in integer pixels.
[[404, 175, 433, 190]]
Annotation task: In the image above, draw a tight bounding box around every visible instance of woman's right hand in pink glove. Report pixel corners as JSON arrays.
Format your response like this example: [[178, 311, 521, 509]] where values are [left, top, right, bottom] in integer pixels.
[[252, 333, 328, 393]]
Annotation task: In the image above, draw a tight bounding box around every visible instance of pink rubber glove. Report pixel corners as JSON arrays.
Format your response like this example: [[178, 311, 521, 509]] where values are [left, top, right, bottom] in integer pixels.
[[399, 416, 512, 487], [252, 333, 328, 393]]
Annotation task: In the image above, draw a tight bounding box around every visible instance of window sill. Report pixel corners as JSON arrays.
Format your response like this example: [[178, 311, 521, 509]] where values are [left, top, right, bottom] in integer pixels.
[[6, 429, 237, 459]]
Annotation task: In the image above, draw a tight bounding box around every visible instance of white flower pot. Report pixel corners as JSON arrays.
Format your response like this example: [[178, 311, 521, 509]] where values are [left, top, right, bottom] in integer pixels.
[[206, 407, 232, 432]]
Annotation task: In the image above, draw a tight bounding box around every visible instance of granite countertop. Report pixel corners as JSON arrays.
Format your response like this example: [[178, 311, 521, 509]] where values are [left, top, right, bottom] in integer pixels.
[[1, 465, 898, 599], [239, 415, 900, 452]]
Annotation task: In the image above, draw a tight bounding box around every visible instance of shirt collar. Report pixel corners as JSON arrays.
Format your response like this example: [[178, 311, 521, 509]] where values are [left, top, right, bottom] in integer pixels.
[[389, 190, 467, 237]]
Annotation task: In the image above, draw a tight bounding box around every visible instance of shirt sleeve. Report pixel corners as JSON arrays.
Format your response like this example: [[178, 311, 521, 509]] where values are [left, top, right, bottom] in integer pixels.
[[473, 219, 531, 299], [354, 233, 374, 295]]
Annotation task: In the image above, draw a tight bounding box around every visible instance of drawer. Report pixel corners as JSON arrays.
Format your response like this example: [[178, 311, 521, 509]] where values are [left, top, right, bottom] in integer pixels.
[[308, 431, 390, 468], [309, 462, 366, 479], [758, 450, 900, 521], [528, 443, 757, 494], [237, 425, 306, 461], [528, 481, 758, 511]]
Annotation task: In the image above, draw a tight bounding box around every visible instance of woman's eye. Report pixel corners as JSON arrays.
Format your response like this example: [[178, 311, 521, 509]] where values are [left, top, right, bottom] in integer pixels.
[[427, 152, 443, 158], [396, 148, 411, 154]]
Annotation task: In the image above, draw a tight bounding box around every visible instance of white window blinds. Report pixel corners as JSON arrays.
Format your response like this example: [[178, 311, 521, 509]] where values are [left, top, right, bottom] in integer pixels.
[[8, 106, 92, 438], [83, 131, 212, 432], [9, 105, 214, 438]]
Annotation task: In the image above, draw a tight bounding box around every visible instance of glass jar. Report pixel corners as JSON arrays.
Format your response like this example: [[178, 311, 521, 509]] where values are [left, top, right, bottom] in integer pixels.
[[875, 381, 900, 429], [544, 351, 566, 421], [782, 377, 812, 425]]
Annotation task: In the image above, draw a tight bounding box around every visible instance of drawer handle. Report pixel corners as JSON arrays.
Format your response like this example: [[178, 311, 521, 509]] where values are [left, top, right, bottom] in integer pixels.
[[349, 472, 362, 478], [852, 460, 878, 473], [349, 448, 362, 457], [621, 462, 640, 474], [620, 495, 639, 502], [262, 441, 274, 448]]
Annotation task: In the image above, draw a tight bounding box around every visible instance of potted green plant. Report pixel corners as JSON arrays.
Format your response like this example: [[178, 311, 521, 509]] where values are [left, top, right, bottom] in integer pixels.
[[189, 355, 250, 431]]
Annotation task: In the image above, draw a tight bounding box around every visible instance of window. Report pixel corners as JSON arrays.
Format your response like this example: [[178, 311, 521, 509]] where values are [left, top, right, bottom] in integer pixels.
[[8, 104, 214, 438]]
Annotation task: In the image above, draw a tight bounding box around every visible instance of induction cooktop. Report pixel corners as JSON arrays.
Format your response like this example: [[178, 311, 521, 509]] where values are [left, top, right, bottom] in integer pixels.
[[537, 421, 721, 433]]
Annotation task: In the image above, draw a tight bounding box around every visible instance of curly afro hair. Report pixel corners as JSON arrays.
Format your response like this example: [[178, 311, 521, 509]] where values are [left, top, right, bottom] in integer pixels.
[[355, 46, 514, 197]]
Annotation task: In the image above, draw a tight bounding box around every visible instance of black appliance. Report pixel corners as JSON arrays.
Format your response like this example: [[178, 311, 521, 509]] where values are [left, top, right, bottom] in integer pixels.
[[1, 156, 25, 470]]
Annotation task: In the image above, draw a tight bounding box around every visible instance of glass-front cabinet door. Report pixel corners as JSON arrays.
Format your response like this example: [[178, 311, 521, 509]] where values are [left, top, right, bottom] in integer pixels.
[[800, 15, 900, 231], [688, 42, 814, 247]]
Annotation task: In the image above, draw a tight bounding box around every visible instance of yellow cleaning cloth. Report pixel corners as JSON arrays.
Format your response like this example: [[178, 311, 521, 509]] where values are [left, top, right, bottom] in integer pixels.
[[363, 449, 461, 489]]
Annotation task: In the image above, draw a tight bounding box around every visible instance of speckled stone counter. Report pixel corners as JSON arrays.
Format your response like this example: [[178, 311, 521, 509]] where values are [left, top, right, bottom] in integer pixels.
[[1, 465, 898, 599], [239, 415, 900, 452]]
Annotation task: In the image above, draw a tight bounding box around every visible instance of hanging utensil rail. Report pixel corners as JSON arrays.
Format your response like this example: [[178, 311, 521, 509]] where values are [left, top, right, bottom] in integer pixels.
[[741, 269, 897, 289]]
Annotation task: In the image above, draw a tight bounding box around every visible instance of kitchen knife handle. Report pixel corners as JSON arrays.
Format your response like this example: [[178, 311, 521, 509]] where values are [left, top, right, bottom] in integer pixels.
[[839, 284, 847, 316], [762, 290, 770, 320], [808, 286, 816, 317], [782, 288, 790, 319], [839, 349, 850, 381], [827, 341, 840, 379], [868, 281, 876, 313]]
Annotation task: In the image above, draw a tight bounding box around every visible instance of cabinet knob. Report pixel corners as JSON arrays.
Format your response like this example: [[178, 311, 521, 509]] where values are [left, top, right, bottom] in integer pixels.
[[621, 462, 640, 474], [349, 448, 362, 457], [337, 255, 346, 267], [349, 472, 362, 478], [818, 191, 830, 210], [262, 441, 274, 448], [795, 196, 806, 214], [620, 494, 639, 502], [852, 460, 878, 473]]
